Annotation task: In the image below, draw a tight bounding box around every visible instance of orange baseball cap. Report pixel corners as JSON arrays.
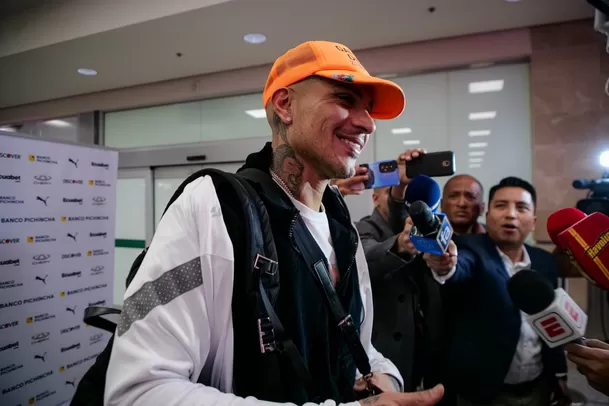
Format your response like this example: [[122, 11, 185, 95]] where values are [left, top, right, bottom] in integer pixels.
[[263, 41, 405, 120]]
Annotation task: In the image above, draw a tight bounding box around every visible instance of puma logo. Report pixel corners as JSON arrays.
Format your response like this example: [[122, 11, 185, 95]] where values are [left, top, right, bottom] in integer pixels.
[[65, 379, 76, 387], [35, 274, 48, 284], [66, 306, 77, 315], [34, 352, 47, 362], [67, 232, 77, 242], [69, 158, 79, 168], [36, 196, 49, 206]]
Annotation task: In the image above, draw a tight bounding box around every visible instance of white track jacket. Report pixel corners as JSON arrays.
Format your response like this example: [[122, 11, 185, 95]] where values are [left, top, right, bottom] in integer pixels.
[[104, 176, 402, 406]]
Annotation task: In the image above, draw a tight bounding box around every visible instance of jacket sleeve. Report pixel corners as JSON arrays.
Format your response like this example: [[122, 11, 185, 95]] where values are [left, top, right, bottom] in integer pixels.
[[356, 219, 415, 283], [354, 234, 405, 390], [105, 176, 359, 406], [386, 190, 408, 235], [433, 245, 477, 290]]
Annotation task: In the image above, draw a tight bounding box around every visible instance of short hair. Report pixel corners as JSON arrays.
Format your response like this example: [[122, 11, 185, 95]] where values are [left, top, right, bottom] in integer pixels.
[[488, 176, 537, 207], [443, 174, 484, 197]]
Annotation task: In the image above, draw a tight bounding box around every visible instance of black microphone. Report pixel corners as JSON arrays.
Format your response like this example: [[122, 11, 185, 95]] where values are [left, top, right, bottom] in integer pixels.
[[408, 200, 453, 255], [409, 201, 439, 236]]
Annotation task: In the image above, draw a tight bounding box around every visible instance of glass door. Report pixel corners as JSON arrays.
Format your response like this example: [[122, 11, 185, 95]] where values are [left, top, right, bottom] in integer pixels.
[[153, 162, 244, 229], [114, 168, 153, 304]]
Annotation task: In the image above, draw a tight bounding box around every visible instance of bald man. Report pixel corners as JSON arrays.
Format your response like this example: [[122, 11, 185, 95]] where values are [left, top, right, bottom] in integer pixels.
[[440, 175, 486, 236]]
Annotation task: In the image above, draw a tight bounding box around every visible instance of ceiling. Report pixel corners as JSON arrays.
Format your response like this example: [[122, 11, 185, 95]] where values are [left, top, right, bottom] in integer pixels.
[[0, 0, 593, 109]]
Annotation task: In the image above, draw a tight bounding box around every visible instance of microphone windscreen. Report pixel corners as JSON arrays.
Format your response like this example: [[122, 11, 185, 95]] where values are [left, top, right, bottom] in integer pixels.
[[507, 270, 555, 315], [409, 200, 438, 235], [405, 175, 441, 212], [547, 208, 586, 247]]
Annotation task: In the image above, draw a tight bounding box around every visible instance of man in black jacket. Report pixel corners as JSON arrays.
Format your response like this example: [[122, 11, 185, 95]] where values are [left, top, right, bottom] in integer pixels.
[[424, 177, 569, 406], [355, 150, 447, 395], [104, 41, 445, 406]]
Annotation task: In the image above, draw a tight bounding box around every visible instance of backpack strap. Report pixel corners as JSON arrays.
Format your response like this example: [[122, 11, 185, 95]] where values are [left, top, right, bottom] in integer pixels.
[[238, 169, 375, 388], [175, 169, 315, 400], [231, 176, 316, 399]]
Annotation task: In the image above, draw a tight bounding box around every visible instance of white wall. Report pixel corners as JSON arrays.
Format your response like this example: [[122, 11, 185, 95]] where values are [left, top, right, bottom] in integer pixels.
[[105, 62, 532, 225]]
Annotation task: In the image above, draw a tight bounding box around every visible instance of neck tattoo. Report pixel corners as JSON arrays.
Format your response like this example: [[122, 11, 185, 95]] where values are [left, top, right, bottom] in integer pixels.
[[270, 170, 296, 200]]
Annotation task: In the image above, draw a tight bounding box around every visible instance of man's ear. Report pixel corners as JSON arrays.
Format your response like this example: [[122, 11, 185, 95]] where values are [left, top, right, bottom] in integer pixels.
[[478, 201, 486, 217], [270, 88, 292, 124]]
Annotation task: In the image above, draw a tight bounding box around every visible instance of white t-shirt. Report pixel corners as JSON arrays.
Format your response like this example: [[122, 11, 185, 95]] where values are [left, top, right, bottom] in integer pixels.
[[288, 196, 340, 286]]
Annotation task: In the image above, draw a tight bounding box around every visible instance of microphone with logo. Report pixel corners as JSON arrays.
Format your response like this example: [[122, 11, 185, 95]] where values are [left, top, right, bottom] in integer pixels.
[[408, 202, 453, 256], [547, 208, 609, 290], [507, 269, 587, 347], [405, 175, 452, 255]]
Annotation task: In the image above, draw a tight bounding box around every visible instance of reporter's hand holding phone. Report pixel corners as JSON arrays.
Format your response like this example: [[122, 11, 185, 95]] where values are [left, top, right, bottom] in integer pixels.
[[331, 165, 369, 196], [357, 385, 444, 406], [392, 149, 426, 200]]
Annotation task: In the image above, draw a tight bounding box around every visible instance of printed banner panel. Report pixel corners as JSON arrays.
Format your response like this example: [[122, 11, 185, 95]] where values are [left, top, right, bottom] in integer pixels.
[[0, 132, 117, 406]]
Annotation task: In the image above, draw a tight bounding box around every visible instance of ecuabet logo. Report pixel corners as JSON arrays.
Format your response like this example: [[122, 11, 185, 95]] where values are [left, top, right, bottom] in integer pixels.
[[0, 341, 19, 353], [63, 198, 83, 205], [91, 161, 109, 169], [0, 174, 21, 183], [0, 258, 19, 267]]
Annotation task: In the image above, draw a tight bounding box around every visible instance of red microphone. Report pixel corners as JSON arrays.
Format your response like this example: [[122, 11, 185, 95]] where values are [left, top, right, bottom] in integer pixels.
[[548, 209, 609, 290], [547, 208, 590, 281], [547, 208, 586, 246]]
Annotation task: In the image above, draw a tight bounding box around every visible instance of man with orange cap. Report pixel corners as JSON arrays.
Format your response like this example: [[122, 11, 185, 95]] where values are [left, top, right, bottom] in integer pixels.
[[105, 41, 444, 406]]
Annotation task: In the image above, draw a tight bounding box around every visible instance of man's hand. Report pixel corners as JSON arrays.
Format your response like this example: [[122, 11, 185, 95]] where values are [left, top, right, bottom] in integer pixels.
[[354, 373, 400, 394], [358, 384, 444, 406], [332, 165, 368, 196], [394, 217, 418, 256], [422, 240, 458, 276], [391, 149, 425, 200], [564, 339, 609, 396]]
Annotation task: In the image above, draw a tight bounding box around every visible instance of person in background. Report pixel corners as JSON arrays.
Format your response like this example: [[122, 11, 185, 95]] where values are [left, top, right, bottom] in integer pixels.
[[354, 150, 448, 398], [423, 177, 569, 406], [440, 175, 486, 235]]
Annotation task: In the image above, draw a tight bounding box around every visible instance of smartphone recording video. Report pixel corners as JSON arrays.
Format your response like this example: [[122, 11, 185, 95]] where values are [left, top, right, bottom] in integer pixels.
[[359, 160, 400, 189]]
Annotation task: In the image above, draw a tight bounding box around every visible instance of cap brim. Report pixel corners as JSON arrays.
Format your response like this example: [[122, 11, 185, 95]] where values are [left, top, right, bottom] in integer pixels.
[[315, 70, 405, 120]]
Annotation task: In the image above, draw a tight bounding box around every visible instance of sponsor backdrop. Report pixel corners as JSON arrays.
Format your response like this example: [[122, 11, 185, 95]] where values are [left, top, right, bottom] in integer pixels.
[[0, 132, 117, 406]]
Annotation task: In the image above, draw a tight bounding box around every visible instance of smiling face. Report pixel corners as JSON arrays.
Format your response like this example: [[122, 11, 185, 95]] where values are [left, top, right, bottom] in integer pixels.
[[486, 186, 536, 248], [278, 76, 375, 180]]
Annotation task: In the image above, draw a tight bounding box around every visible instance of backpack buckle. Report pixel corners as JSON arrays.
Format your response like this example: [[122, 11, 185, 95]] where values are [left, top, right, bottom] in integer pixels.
[[257, 317, 277, 353], [254, 254, 278, 276]]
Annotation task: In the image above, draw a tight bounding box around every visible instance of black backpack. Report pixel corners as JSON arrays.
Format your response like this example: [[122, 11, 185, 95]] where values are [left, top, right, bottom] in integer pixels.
[[72, 168, 373, 406]]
